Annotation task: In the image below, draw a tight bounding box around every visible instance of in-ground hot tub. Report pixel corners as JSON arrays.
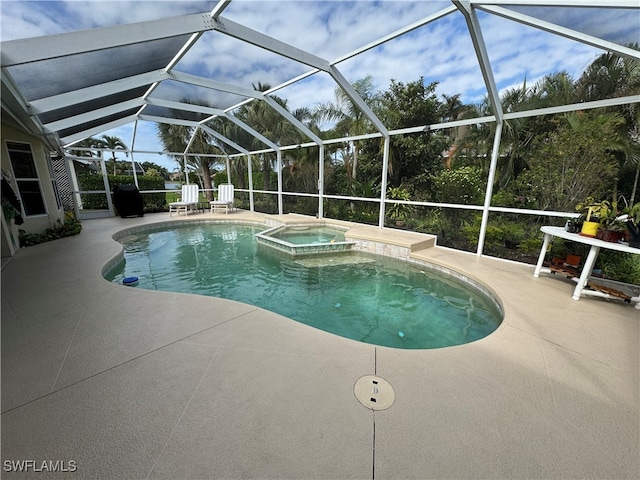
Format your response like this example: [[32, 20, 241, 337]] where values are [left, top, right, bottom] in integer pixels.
[[255, 224, 356, 256]]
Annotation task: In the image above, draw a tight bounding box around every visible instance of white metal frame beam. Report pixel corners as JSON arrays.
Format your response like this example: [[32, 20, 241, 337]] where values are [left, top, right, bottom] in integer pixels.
[[223, 114, 280, 152], [61, 115, 139, 145], [43, 98, 145, 132], [329, 65, 390, 137], [167, 71, 263, 100], [504, 95, 640, 121], [470, 1, 638, 7], [29, 70, 166, 114], [148, 98, 228, 117], [1, 12, 218, 66], [146, 98, 272, 155], [333, 5, 458, 65], [262, 97, 323, 145], [211, 1, 233, 19], [479, 4, 640, 61], [260, 5, 458, 100], [212, 15, 331, 72], [199, 125, 249, 155], [133, 32, 205, 117], [167, 73, 324, 146], [454, 1, 503, 123], [454, 0, 504, 256]]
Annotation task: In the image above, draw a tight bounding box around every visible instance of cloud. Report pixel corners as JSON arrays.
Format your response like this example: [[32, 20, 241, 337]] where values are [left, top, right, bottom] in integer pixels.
[[478, 11, 599, 95], [223, 1, 449, 60], [1, 0, 636, 165], [506, 5, 639, 46], [1, 1, 213, 40], [0, 1, 70, 39]]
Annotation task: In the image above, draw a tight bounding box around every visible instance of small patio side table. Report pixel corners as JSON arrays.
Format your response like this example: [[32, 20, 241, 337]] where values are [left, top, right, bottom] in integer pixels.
[[533, 226, 640, 304]]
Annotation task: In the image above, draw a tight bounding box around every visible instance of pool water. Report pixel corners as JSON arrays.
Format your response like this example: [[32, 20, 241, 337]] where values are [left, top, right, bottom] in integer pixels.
[[106, 224, 502, 349]]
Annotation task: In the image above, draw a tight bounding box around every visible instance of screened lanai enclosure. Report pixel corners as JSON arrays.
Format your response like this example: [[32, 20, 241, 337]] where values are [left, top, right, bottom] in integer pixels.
[[1, 0, 639, 257]]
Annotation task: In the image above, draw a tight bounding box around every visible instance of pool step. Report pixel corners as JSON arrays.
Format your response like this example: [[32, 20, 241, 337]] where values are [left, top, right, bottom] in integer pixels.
[[345, 226, 436, 254]]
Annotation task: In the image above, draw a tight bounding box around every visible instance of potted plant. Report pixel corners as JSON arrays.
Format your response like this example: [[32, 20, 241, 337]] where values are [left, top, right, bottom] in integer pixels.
[[386, 186, 413, 227], [624, 202, 640, 248], [596, 203, 626, 243], [574, 197, 610, 237], [549, 240, 569, 265]]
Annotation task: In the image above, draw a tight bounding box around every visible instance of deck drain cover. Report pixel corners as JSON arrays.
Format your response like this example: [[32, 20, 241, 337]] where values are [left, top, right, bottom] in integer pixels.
[[354, 375, 395, 410]]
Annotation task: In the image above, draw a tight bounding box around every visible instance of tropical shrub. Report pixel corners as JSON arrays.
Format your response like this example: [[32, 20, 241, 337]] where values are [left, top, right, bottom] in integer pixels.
[[596, 251, 640, 285], [19, 215, 82, 247], [432, 166, 485, 205], [386, 186, 412, 223], [517, 113, 622, 212]]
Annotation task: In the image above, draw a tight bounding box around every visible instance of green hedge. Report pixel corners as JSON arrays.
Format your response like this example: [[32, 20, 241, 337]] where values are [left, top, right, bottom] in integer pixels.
[[78, 174, 167, 213]]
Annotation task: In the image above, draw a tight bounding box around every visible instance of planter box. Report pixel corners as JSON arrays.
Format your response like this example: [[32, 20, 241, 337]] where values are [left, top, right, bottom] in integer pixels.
[[596, 229, 625, 243]]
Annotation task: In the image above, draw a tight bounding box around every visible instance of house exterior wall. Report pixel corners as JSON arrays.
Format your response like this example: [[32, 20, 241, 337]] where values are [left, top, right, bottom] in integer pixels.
[[1, 121, 65, 256]]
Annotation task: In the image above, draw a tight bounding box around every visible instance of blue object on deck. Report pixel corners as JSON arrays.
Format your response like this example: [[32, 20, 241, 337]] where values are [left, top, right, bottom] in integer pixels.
[[398, 331, 405, 337]]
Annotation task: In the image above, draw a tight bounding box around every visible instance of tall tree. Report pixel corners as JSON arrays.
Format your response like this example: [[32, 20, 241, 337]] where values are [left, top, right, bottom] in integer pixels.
[[441, 93, 464, 123], [313, 74, 382, 181], [282, 107, 325, 194], [101, 135, 129, 174], [516, 111, 624, 211], [375, 77, 445, 191], [232, 83, 300, 191], [68, 137, 106, 158], [156, 98, 223, 201], [576, 50, 640, 203]]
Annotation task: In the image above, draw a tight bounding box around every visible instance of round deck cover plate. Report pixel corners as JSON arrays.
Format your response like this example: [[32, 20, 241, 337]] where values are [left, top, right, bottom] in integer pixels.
[[354, 375, 395, 410]]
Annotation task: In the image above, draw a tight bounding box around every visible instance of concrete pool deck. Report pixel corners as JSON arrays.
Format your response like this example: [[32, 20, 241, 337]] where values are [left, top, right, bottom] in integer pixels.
[[1, 211, 638, 479]]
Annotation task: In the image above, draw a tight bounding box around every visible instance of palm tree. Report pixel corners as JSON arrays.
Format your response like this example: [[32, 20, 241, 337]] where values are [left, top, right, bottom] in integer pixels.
[[156, 98, 223, 201], [100, 135, 128, 174], [441, 93, 466, 124], [232, 83, 300, 191], [313, 74, 382, 181], [576, 50, 640, 203], [282, 107, 324, 194], [68, 137, 106, 157], [440, 93, 477, 169], [460, 76, 561, 187], [576, 51, 636, 101]]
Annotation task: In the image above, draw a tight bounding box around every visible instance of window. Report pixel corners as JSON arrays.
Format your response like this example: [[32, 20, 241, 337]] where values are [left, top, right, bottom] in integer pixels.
[[6, 142, 46, 216]]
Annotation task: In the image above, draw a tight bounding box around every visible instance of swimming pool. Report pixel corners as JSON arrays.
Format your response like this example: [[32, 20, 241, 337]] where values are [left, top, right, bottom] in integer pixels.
[[105, 223, 503, 349]]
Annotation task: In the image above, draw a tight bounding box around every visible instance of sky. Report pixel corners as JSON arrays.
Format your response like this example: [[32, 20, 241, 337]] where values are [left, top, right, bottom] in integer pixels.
[[1, 1, 638, 173]]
